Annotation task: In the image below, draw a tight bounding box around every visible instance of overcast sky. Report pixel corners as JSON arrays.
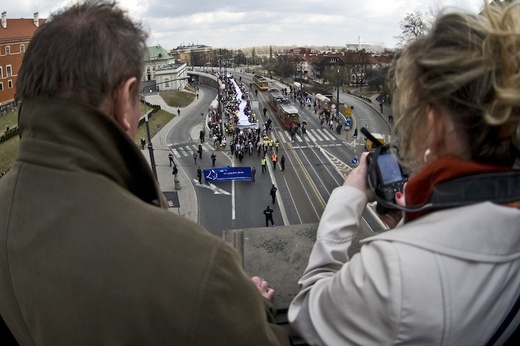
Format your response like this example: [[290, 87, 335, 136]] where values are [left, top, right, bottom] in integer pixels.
[[4, 0, 486, 50]]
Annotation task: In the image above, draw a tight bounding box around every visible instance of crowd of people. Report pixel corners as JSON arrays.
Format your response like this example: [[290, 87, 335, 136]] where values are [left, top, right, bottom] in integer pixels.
[[198, 71, 287, 172]]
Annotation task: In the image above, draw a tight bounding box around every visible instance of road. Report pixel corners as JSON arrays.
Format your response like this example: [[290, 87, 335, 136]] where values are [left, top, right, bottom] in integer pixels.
[[166, 71, 393, 237]]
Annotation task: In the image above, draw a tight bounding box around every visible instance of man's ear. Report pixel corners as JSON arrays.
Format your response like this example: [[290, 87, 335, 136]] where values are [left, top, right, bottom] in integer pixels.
[[112, 77, 138, 133]]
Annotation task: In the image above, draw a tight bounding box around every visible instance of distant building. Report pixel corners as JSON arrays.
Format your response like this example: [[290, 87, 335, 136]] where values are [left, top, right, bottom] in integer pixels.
[[0, 11, 44, 111], [287, 47, 319, 56], [143, 45, 176, 81], [171, 44, 213, 67], [154, 63, 189, 92], [345, 36, 386, 53]]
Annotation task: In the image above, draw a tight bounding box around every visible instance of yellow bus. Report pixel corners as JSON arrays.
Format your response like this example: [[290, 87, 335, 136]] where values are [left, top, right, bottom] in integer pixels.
[[253, 75, 268, 91]]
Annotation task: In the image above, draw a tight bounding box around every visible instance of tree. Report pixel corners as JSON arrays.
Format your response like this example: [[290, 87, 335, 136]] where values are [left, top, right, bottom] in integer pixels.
[[234, 50, 247, 66], [191, 51, 207, 68], [365, 65, 389, 92], [396, 11, 428, 48]]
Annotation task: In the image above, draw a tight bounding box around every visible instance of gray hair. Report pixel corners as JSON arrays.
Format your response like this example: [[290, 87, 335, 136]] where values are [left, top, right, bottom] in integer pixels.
[[16, 0, 148, 108]]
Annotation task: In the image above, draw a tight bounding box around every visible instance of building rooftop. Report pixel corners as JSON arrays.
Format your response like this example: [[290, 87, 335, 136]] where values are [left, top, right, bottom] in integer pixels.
[[146, 45, 172, 60], [0, 12, 44, 42]]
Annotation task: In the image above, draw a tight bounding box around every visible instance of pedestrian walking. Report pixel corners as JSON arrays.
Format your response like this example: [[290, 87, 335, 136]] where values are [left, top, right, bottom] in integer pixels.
[[177, 108, 181, 116], [271, 153, 278, 170], [140, 137, 146, 150], [251, 167, 256, 181], [172, 164, 178, 180], [199, 129, 205, 143], [193, 152, 197, 164], [197, 167, 202, 184], [261, 157, 267, 173], [263, 206, 275, 227], [211, 152, 216, 167], [270, 184, 277, 204], [198, 144, 203, 159], [168, 153, 174, 167], [280, 155, 285, 172]]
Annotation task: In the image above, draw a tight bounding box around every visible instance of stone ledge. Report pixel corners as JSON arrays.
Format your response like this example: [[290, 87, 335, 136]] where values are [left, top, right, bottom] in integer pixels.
[[223, 218, 376, 310]]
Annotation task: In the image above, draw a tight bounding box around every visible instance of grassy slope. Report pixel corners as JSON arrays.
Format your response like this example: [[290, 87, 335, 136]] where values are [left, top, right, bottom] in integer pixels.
[[0, 90, 195, 174]]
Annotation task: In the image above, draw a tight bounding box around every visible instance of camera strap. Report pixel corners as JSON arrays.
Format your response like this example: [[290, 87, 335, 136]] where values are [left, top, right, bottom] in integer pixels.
[[429, 170, 520, 209], [380, 170, 520, 214]]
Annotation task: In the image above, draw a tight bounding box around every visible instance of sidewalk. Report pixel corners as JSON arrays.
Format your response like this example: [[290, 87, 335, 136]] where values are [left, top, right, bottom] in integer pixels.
[[141, 91, 205, 224], [334, 91, 394, 142]]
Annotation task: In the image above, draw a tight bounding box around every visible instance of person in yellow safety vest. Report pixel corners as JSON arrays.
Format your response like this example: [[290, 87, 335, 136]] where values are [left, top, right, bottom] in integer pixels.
[[271, 153, 278, 170], [275, 140, 280, 153], [261, 157, 267, 173], [268, 140, 274, 153]]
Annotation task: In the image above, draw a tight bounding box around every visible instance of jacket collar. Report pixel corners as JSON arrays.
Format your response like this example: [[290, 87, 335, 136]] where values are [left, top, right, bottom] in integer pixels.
[[17, 98, 165, 207], [404, 154, 511, 222]]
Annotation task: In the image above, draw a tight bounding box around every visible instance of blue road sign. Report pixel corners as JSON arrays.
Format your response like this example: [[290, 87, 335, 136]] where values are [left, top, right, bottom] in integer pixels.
[[204, 166, 252, 182]]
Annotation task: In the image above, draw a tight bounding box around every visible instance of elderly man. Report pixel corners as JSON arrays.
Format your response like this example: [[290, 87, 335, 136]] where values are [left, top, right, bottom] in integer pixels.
[[0, 2, 289, 345]]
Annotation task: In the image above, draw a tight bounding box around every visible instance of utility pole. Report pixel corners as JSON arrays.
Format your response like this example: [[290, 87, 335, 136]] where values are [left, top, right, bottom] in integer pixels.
[[145, 112, 158, 181], [142, 87, 158, 181], [336, 60, 340, 121]]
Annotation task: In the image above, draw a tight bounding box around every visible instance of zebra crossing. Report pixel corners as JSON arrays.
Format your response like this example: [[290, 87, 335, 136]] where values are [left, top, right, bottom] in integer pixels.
[[167, 142, 218, 159], [168, 129, 395, 159], [282, 128, 337, 144]]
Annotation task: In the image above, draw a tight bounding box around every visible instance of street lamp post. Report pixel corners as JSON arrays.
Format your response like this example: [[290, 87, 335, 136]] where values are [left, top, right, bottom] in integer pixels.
[[142, 87, 158, 181], [145, 111, 158, 180], [218, 81, 225, 136], [140, 76, 189, 182], [336, 60, 340, 122]]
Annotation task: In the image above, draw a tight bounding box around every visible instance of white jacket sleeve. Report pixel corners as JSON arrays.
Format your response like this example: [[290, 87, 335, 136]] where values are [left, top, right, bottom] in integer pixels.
[[288, 186, 402, 345]]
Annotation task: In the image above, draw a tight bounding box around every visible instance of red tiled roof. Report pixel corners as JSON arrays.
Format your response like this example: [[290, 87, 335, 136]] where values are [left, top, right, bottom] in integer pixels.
[[0, 18, 45, 43]]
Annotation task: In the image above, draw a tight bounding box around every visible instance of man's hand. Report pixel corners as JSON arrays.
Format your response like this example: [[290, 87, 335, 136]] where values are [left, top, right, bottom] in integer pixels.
[[251, 276, 276, 301]]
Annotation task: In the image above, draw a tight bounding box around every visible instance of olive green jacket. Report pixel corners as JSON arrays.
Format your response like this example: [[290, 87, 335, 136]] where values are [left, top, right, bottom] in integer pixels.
[[0, 98, 290, 345]]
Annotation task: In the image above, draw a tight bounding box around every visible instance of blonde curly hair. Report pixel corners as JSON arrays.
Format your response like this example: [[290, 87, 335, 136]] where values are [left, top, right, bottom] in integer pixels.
[[390, 0, 520, 168]]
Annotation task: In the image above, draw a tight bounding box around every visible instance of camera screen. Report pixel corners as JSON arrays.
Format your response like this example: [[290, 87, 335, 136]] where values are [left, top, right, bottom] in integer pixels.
[[377, 154, 403, 185]]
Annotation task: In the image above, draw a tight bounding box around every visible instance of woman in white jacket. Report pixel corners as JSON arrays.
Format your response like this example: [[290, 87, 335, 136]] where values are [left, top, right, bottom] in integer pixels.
[[288, 2, 520, 345]]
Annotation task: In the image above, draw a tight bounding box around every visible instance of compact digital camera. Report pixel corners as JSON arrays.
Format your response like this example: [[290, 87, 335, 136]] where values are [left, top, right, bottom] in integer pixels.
[[362, 128, 408, 213]]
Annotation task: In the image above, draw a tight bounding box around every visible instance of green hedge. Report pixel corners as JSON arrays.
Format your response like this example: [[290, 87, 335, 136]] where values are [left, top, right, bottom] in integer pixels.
[[0, 126, 19, 144], [138, 101, 161, 127]]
